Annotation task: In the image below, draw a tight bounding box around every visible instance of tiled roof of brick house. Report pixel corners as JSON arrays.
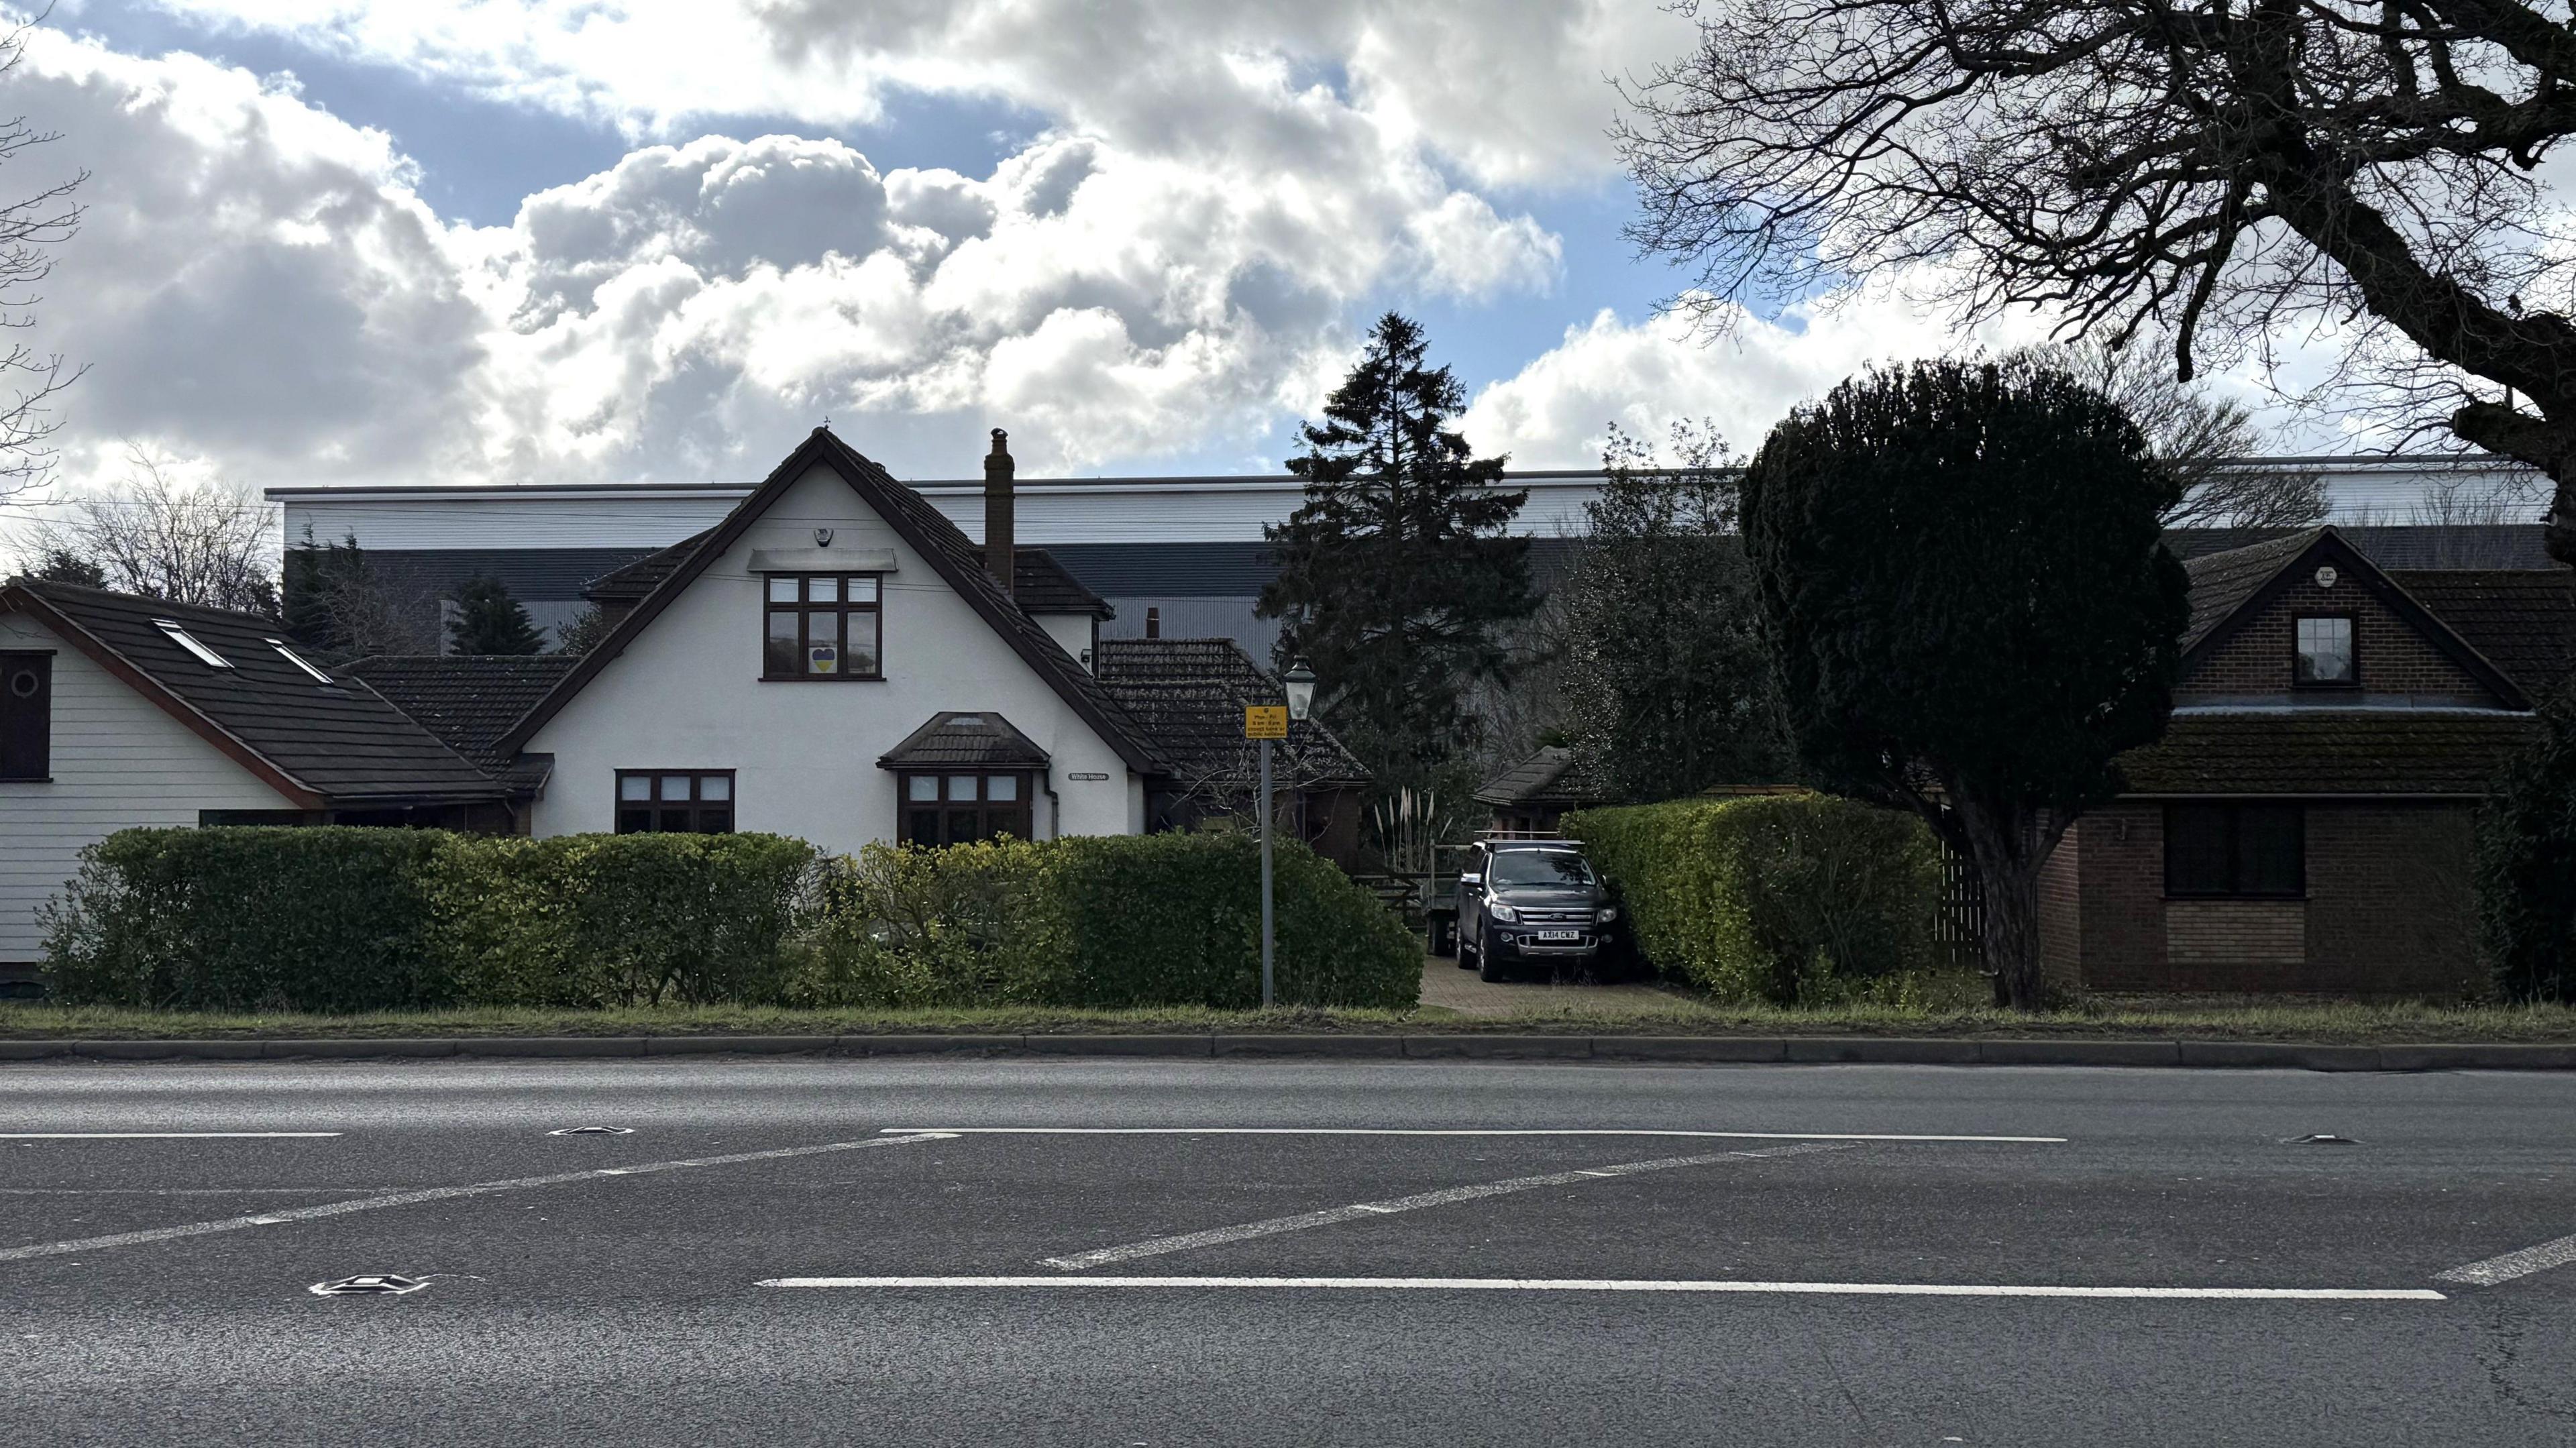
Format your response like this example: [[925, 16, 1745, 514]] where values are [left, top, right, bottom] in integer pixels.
[[2120, 712, 2538, 794], [2389, 569, 2576, 700]]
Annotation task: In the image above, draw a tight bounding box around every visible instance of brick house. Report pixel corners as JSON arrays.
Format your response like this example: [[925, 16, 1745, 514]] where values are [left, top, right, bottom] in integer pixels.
[[2037, 527, 2575, 997]]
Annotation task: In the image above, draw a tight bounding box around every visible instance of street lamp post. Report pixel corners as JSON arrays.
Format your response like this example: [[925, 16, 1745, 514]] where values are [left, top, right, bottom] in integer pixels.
[[1260, 659, 1319, 1009]]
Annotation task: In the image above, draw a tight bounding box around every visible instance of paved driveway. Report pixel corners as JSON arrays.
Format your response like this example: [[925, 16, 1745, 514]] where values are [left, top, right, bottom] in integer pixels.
[[1415, 952, 1677, 1016]]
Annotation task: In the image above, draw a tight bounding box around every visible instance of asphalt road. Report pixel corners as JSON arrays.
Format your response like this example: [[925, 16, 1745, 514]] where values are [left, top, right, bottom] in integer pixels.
[[3, 1057, 2573, 1447]]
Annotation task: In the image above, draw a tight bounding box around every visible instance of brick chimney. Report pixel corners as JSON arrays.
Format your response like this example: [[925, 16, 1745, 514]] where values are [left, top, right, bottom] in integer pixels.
[[983, 427, 1015, 598]]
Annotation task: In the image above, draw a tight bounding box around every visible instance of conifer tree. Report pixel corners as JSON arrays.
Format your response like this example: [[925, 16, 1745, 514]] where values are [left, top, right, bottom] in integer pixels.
[[447, 573, 544, 655], [1257, 313, 1536, 792]]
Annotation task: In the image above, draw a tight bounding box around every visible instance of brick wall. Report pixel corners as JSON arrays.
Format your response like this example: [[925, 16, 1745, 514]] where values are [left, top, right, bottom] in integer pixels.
[[2180, 575, 2493, 702], [2057, 798, 2481, 996], [2068, 803, 2166, 989], [2305, 802, 2480, 996], [2037, 828, 2080, 985]]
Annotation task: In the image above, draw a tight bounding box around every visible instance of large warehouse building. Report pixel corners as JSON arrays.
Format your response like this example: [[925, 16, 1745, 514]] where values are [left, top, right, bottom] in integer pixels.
[[266, 453, 2555, 658]]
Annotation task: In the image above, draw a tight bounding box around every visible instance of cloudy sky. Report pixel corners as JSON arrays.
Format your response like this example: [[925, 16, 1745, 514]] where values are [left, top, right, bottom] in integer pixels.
[[3, 0, 2335, 492]]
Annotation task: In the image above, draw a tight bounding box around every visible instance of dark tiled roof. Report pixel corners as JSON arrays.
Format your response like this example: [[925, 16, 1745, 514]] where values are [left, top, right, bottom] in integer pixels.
[[877, 711, 1053, 768], [1094, 636, 1366, 788], [341, 655, 578, 783], [1473, 745, 1611, 808], [2165, 524, 2555, 568], [2118, 711, 2538, 795], [2180, 528, 2322, 649], [504, 429, 1170, 776], [968, 549, 1111, 616], [583, 530, 714, 604], [7, 581, 507, 803], [2391, 570, 2576, 700]]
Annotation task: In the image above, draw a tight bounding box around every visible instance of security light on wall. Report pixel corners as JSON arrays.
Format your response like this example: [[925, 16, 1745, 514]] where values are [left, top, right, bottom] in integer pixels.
[[813, 528, 835, 547]]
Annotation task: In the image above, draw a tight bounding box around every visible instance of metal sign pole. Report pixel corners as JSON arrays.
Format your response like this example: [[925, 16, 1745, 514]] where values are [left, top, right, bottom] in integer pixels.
[[1260, 733, 1275, 1009]]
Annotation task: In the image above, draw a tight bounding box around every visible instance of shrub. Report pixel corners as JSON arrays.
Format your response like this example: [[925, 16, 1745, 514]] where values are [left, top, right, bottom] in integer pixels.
[[42, 827, 449, 1011], [794, 840, 1062, 1007], [1040, 832, 1420, 1009], [799, 833, 1419, 1010], [42, 826, 1417, 1013], [1568, 793, 1941, 1003], [2479, 691, 2576, 1002], [434, 833, 820, 1007]]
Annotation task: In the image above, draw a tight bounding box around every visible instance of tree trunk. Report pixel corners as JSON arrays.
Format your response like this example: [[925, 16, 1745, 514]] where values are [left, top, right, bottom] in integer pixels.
[[1952, 795, 2054, 1010]]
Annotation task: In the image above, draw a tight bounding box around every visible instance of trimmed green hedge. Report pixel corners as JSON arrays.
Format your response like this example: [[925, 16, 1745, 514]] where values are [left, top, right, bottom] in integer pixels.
[[1567, 793, 1941, 1003], [2478, 691, 2576, 1002], [42, 827, 1419, 1013], [799, 832, 1420, 1010]]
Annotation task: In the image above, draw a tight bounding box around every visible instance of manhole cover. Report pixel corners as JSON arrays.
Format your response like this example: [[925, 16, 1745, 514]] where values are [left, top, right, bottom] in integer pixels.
[[309, 1274, 427, 1296], [2290, 1133, 2359, 1146], [547, 1126, 635, 1135]]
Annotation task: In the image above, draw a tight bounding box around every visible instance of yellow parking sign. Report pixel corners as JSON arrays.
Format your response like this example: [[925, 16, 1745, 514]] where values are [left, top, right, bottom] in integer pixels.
[[1244, 705, 1288, 739]]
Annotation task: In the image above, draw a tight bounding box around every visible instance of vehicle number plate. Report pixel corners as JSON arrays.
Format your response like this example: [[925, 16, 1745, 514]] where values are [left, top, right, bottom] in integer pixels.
[[1537, 929, 1581, 942]]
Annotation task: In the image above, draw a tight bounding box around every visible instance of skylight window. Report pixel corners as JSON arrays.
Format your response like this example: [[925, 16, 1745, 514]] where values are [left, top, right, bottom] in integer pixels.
[[154, 620, 231, 669], [265, 638, 332, 684]]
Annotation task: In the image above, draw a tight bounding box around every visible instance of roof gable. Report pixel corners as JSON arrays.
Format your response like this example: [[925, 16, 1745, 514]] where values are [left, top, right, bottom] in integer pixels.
[[496, 428, 1167, 773], [2178, 527, 2530, 709], [0, 581, 508, 804]]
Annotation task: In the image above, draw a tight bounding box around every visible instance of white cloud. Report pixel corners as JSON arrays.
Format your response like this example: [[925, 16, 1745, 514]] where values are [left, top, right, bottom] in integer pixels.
[[9, 23, 1572, 490], [131, 0, 1693, 188]]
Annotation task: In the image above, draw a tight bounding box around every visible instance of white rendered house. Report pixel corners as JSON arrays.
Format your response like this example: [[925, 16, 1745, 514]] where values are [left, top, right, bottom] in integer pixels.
[[488, 427, 1167, 847]]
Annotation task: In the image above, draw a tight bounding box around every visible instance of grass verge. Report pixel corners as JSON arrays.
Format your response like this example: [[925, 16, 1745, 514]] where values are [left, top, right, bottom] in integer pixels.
[[6, 995, 2576, 1043]]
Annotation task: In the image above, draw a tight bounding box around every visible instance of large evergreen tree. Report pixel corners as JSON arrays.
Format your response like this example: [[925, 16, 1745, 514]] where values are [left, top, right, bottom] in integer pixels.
[[447, 573, 544, 655], [1560, 421, 1791, 801], [1257, 313, 1536, 791], [1743, 359, 2189, 1009]]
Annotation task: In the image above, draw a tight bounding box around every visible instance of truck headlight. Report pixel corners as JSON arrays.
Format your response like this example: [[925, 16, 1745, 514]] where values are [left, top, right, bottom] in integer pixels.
[[1487, 901, 1520, 924], [1596, 907, 1619, 924]]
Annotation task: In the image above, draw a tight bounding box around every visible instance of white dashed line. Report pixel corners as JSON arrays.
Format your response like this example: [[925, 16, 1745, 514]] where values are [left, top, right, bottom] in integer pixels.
[[0, 1132, 344, 1139], [2434, 1232, 2576, 1288], [879, 1127, 2065, 1144], [759, 1276, 2447, 1301], [0, 1131, 956, 1266], [1039, 1143, 1849, 1270]]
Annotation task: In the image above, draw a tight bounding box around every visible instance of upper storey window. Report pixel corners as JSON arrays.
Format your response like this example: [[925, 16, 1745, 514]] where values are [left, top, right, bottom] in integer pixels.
[[2293, 615, 2355, 686], [763, 574, 881, 680]]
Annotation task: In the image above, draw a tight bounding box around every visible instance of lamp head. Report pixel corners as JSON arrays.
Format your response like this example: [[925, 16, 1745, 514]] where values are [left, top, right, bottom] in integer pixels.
[[1283, 658, 1318, 721]]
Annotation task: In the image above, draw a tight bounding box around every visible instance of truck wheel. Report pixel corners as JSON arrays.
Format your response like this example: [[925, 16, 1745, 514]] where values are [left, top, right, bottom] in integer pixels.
[[1479, 950, 1509, 984]]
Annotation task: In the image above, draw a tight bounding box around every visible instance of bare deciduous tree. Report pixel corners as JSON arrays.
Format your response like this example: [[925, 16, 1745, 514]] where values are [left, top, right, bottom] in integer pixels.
[[2006, 341, 2328, 528], [0, 13, 83, 504], [1618, 0, 2576, 565], [25, 447, 278, 614]]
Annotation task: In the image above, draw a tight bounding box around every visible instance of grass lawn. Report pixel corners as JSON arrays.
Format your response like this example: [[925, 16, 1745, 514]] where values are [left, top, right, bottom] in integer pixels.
[[7, 995, 2576, 1043]]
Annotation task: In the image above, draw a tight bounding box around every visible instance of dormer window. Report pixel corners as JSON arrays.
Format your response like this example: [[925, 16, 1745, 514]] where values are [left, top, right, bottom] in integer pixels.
[[763, 573, 881, 680], [2293, 615, 2355, 686], [154, 620, 231, 669]]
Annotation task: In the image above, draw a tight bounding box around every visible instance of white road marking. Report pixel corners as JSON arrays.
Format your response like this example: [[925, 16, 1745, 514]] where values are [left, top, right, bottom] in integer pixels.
[[758, 1275, 2447, 1301], [879, 1127, 2065, 1144], [0, 1131, 956, 1266], [2434, 1232, 2576, 1287], [1040, 1143, 1849, 1271], [0, 1132, 344, 1139], [0, 1188, 405, 1196]]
